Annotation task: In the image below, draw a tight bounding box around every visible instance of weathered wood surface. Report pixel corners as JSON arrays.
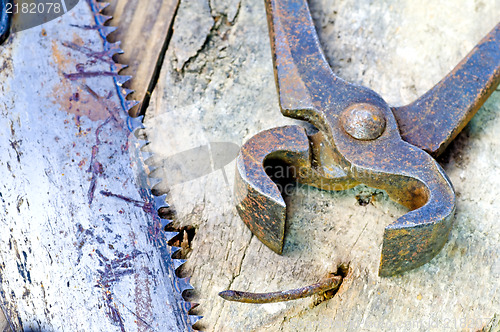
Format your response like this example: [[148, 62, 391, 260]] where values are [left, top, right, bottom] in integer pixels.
[[144, 0, 500, 331], [103, 0, 179, 116]]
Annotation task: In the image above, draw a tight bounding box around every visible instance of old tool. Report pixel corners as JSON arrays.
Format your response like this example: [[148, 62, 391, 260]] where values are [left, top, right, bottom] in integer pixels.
[[0, 1, 197, 330], [228, 0, 499, 296], [220, 274, 342, 304]]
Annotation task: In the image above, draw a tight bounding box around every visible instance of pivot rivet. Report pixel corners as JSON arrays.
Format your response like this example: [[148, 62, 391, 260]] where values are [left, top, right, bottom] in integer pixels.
[[341, 104, 386, 140]]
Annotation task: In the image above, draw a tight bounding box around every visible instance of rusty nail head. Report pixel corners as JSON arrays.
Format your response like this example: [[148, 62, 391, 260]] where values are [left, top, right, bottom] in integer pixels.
[[341, 103, 386, 140]]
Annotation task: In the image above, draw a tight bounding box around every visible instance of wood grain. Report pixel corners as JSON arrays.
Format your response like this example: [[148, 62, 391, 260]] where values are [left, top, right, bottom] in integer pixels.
[[103, 0, 179, 116]]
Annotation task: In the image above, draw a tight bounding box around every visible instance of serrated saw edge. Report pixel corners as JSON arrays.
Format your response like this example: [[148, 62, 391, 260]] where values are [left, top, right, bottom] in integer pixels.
[[89, 0, 201, 329]]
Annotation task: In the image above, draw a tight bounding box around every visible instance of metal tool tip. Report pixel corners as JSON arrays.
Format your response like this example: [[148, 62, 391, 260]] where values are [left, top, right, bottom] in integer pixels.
[[218, 290, 237, 301]]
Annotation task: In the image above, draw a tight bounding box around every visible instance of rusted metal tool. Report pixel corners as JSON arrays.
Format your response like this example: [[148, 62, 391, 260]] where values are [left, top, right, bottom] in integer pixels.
[[233, 0, 500, 281], [220, 274, 342, 304]]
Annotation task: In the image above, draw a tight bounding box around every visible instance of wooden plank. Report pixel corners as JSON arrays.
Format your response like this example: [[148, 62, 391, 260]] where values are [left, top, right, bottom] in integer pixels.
[[103, 0, 179, 116], [143, 0, 500, 330]]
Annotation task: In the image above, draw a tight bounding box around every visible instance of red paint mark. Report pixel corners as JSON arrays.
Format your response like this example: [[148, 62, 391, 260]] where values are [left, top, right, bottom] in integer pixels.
[[62, 41, 117, 64], [87, 117, 111, 204], [78, 159, 87, 168], [100, 190, 156, 215], [95, 249, 143, 332]]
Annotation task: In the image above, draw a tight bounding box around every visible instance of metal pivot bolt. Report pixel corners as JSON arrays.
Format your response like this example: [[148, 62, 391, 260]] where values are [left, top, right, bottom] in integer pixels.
[[341, 103, 386, 140]]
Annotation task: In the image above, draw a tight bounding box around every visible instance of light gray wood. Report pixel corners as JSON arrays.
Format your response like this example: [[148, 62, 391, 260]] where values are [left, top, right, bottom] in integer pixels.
[[144, 0, 500, 330]]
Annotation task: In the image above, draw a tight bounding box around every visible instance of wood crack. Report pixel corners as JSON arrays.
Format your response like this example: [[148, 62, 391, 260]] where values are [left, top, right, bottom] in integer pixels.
[[137, 0, 181, 116]]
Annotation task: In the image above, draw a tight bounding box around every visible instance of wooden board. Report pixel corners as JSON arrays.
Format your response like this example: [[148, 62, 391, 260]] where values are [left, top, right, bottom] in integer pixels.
[[143, 0, 500, 330], [103, 0, 179, 116]]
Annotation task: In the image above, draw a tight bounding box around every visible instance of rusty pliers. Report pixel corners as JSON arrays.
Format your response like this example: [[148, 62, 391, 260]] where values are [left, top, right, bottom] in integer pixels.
[[233, 0, 500, 278]]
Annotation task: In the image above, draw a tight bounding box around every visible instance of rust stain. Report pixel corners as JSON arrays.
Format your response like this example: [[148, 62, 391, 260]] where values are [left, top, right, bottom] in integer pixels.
[[50, 41, 117, 122], [49, 30, 128, 205], [51, 41, 72, 72], [51, 84, 110, 121], [78, 158, 87, 169], [72, 33, 84, 47]]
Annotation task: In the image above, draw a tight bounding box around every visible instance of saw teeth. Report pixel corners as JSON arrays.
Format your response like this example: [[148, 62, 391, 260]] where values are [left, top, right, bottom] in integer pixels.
[[190, 315, 202, 325], [106, 41, 124, 56], [178, 277, 194, 293], [154, 194, 168, 209], [124, 100, 140, 111], [114, 63, 128, 73], [126, 116, 145, 132], [90, 0, 199, 329], [136, 139, 149, 150], [116, 75, 132, 86], [174, 259, 187, 270], [101, 25, 116, 37], [142, 160, 157, 173], [144, 163, 157, 173], [183, 302, 199, 312], [160, 218, 173, 229], [142, 153, 155, 164], [164, 231, 178, 242], [94, 13, 112, 25], [171, 246, 181, 256], [94, 1, 110, 11], [148, 177, 162, 188], [121, 88, 134, 98]]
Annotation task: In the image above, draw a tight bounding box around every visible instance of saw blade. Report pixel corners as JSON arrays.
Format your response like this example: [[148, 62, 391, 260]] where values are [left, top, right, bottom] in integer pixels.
[[0, 0, 197, 330]]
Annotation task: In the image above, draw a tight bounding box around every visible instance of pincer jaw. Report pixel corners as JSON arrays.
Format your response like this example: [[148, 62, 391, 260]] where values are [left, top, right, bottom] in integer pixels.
[[234, 121, 457, 277], [379, 206, 456, 277], [377, 166, 457, 276], [234, 125, 311, 254], [234, 164, 286, 254]]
